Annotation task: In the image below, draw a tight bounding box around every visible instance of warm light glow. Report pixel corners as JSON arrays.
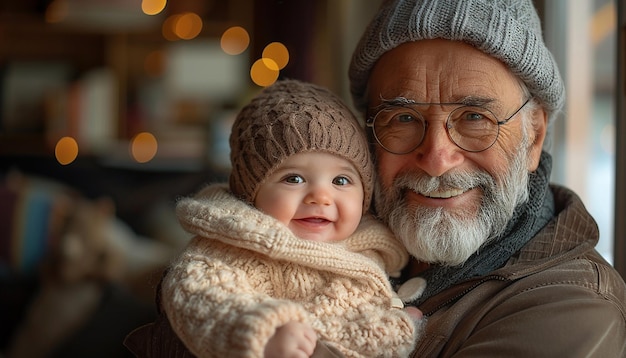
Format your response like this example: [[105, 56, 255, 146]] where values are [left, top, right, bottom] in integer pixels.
[[162, 14, 181, 41], [591, 2, 616, 45], [142, 0, 167, 15], [262, 42, 289, 69], [45, 0, 68, 24], [144, 50, 165, 77], [174, 12, 203, 40], [250, 58, 279, 87], [130, 132, 158, 163], [220, 26, 250, 55], [55, 137, 79, 165]]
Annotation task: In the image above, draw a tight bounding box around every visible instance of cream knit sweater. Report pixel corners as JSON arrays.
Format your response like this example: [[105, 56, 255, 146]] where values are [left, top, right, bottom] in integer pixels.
[[160, 184, 418, 357]]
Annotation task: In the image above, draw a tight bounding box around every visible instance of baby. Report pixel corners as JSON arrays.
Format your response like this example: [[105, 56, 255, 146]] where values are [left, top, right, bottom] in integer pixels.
[[159, 79, 422, 357]]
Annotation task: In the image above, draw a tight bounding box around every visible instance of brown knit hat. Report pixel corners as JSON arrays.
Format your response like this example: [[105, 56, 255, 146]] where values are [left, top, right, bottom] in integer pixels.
[[229, 79, 373, 211]]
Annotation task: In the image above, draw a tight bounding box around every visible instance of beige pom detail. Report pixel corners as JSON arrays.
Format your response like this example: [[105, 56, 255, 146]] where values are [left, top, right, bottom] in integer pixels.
[[397, 277, 427, 303]]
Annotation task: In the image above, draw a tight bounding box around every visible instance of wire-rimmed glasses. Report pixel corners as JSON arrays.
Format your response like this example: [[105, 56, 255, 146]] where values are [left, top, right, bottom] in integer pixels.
[[366, 98, 531, 154]]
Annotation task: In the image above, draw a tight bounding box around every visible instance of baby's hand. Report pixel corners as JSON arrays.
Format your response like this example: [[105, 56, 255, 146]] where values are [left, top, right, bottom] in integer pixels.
[[264, 321, 317, 358], [404, 306, 423, 321]]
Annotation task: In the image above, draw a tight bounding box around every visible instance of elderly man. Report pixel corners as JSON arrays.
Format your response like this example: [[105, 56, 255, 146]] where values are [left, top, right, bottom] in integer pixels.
[[347, 0, 626, 356]]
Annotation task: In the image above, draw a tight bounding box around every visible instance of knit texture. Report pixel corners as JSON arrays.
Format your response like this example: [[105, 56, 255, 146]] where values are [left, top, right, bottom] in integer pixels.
[[349, 0, 565, 121], [229, 79, 374, 210], [161, 184, 417, 357]]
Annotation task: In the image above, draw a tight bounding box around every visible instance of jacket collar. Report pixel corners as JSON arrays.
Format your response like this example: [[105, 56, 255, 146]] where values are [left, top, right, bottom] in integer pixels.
[[502, 184, 599, 278], [417, 184, 599, 315]]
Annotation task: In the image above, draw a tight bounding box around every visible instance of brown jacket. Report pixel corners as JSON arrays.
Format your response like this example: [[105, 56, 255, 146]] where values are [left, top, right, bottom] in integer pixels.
[[410, 185, 626, 357]]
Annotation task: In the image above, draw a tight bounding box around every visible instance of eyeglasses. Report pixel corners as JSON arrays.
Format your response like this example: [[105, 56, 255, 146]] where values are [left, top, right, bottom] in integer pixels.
[[366, 98, 531, 154]]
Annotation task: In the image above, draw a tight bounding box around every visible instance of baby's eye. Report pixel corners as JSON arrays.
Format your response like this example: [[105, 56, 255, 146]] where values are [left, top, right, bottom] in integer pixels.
[[283, 175, 304, 184], [333, 176, 351, 186]]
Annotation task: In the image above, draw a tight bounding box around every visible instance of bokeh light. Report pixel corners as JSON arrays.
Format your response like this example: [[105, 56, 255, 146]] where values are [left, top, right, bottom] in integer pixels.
[[55, 136, 79, 165], [130, 132, 158, 163], [262, 42, 289, 69], [250, 58, 280, 87], [162, 14, 181, 41], [162, 12, 203, 41], [174, 12, 203, 40], [144, 50, 165, 77], [142, 0, 167, 15], [220, 26, 250, 55]]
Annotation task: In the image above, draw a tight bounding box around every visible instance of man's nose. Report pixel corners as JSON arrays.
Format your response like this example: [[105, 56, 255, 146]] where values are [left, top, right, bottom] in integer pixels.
[[411, 121, 465, 177]]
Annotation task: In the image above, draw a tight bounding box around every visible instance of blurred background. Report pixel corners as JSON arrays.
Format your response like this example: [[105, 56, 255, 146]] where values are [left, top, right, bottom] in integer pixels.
[[0, 0, 621, 357]]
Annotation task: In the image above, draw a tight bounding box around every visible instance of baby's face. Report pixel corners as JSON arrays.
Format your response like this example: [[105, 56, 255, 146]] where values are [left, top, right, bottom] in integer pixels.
[[254, 152, 364, 242]]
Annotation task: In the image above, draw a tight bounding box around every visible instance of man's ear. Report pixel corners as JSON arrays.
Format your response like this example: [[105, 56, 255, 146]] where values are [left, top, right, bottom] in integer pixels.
[[527, 107, 548, 171]]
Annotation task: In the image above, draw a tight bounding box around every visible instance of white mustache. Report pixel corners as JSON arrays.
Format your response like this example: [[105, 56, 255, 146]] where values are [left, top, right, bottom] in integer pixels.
[[393, 170, 495, 199]]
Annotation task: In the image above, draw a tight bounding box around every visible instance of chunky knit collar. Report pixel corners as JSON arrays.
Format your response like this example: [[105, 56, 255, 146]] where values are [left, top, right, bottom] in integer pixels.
[[409, 151, 555, 305], [176, 184, 408, 293]]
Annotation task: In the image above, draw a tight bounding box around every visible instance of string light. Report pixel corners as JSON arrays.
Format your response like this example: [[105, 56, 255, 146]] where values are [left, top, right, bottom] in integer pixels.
[[174, 12, 203, 40], [142, 0, 167, 16], [262, 42, 289, 69], [221, 26, 250, 55], [250, 58, 279, 87], [55, 137, 79, 165], [130, 132, 158, 163]]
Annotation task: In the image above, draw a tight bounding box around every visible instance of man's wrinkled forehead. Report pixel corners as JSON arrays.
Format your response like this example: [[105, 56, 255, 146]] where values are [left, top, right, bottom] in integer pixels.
[[363, 41, 524, 113]]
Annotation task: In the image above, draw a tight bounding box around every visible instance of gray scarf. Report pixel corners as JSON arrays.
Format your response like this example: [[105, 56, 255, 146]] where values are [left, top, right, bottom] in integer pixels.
[[409, 151, 555, 306]]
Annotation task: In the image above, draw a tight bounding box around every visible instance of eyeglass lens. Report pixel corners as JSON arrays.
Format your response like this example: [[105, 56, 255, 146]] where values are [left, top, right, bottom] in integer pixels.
[[371, 106, 501, 153]]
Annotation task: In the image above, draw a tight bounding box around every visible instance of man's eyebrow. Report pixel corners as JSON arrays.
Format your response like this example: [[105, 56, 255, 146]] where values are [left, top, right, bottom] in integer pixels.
[[455, 96, 497, 107], [371, 97, 416, 112], [375, 96, 418, 109], [374, 95, 497, 110]]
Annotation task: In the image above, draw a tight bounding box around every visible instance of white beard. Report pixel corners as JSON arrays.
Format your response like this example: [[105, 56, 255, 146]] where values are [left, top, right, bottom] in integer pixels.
[[374, 146, 531, 266]]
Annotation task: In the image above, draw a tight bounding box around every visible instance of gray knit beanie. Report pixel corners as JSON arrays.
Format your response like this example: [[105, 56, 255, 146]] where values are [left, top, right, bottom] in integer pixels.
[[349, 0, 565, 121], [229, 79, 374, 211]]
